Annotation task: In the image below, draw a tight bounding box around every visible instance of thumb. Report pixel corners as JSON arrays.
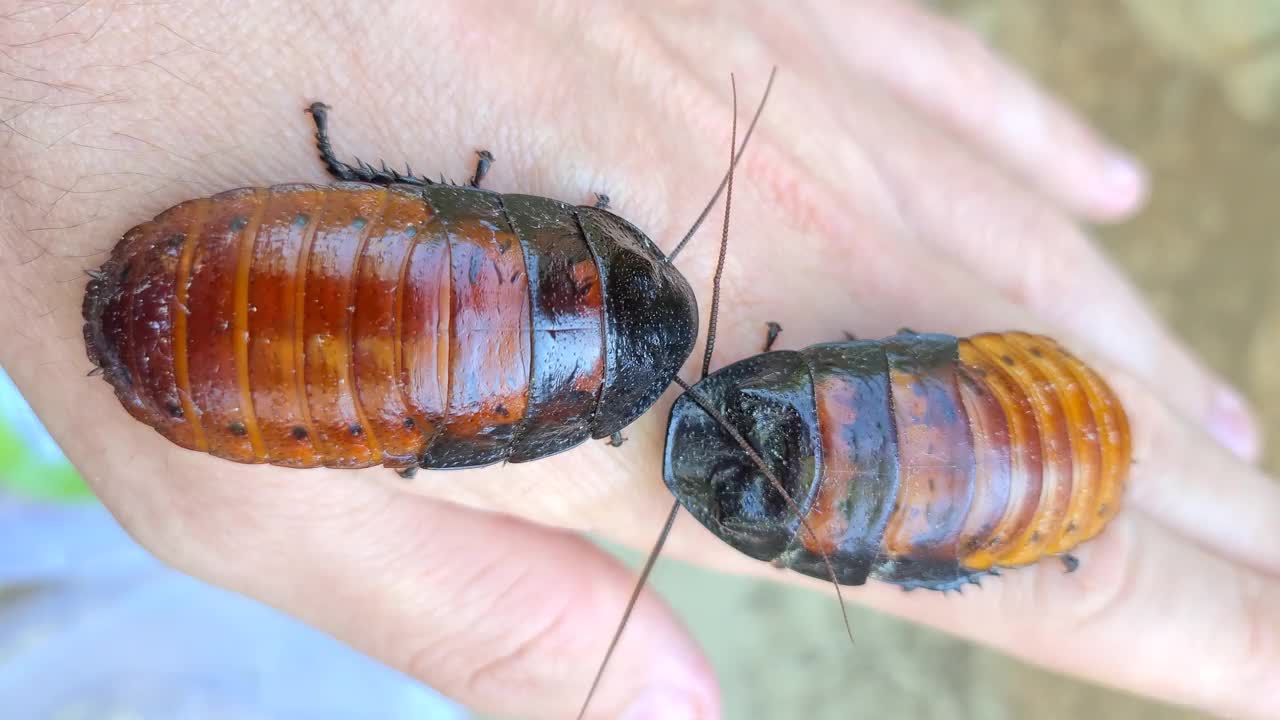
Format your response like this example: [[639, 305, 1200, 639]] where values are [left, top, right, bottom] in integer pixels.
[[114, 473, 717, 720]]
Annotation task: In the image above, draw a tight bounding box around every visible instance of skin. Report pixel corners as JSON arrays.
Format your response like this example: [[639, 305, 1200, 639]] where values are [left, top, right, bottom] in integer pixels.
[[0, 1, 1275, 718]]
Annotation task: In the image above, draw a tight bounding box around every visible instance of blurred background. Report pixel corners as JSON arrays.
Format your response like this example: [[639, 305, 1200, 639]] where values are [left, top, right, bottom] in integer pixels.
[[2, 1, 1276, 719]]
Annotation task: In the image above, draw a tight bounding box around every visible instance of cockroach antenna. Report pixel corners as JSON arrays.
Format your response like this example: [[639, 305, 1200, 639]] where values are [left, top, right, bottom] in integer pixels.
[[576, 68, 807, 720], [666, 67, 777, 264]]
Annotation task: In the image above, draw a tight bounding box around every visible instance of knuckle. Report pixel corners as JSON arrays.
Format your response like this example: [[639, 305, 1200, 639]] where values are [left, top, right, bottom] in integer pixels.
[[1104, 373, 1175, 506], [1009, 514, 1143, 636], [397, 546, 591, 706], [937, 23, 1001, 99], [456, 587, 581, 700], [1060, 519, 1143, 630], [1233, 576, 1280, 702]]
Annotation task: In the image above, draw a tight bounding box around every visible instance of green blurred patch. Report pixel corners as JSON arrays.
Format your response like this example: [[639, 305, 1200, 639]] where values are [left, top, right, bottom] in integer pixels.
[[0, 368, 93, 502]]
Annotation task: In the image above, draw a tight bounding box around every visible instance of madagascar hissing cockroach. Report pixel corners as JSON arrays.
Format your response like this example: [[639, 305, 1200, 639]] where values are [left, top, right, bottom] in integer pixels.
[[581, 328, 1132, 717], [578, 71, 1131, 717], [81, 71, 776, 472], [665, 329, 1132, 590]]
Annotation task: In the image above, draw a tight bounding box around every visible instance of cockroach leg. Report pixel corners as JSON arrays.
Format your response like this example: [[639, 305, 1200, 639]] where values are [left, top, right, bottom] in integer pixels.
[[305, 101, 436, 187], [606, 431, 626, 448], [593, 193, 611, 210], [1061, 554, 1080, 573], [469, 150, 494, 188], [763, 321, 783, 352], [305, 101, 361, 182]]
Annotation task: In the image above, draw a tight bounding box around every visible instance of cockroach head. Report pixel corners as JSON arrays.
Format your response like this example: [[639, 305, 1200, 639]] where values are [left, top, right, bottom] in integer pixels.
[[576, 205, 699, 438], [663, 351, 821, 562]]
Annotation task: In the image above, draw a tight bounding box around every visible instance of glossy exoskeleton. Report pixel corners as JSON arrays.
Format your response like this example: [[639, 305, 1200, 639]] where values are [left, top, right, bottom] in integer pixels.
[[664, 330, 1131, 590], [82, 104, 698, 470]]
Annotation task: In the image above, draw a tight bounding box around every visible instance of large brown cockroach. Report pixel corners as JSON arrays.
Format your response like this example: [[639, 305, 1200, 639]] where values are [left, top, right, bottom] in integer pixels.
[[81, 73, 776, 472]]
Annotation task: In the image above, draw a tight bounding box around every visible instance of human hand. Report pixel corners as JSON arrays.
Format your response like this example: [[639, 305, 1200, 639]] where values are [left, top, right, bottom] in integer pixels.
[[1, 1, 1273, 719]]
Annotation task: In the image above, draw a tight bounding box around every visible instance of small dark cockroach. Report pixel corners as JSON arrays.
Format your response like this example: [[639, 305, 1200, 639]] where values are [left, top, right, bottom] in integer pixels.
[[579, 105, 1132, 715], [582, 331, 1132, 716], [80, 74, 776, 471], [664, 330, 1132, 591]]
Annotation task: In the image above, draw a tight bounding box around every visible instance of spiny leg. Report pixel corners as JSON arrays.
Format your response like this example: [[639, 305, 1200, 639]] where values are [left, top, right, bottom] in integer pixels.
[[593, 193, 611, 210], [305, 101, 435, 187], [764, 321, 783, 352]]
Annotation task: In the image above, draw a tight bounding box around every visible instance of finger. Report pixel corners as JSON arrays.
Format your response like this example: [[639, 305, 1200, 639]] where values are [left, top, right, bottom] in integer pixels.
[[873, 511, 1280, 720], [77, 461, 716, 720], [670, 505, 1280, 720], [809, 0, 1147, 221], [828, 78, 1262, 462], [1107, 368, 1280, 577]]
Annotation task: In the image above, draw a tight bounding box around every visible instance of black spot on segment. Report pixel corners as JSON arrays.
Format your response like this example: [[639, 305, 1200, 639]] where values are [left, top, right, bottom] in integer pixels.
[[229, 216, 248, 231], [1030, 347, 1044, 358], [1098, 503, 1110, 517], [166, 234, 185, 250], [1002, 355, 1015, 366], [293, 213, 310, 227], [495, 404, 509, 418], [510, 270, 521, 283], [164, 400, 184, 418], [403, 417, 416, 430], [404, 226, 417, 238], [1030, 531, 1041, 543], [229, 421, 247, 436], [349, 424, 363, 437], [352, 217, 367, 230], [292, 426, 309, 441], [1066, 521, 1078, 534]]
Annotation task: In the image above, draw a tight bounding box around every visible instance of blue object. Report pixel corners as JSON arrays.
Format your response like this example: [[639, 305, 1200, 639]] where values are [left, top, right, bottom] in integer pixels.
[[0, 365, 468, 719], [0, 498, 469, 719]]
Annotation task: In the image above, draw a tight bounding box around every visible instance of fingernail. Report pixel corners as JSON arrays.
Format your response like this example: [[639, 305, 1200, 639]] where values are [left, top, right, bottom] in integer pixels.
[[623, 688, 699, 720], [1100, 149, 1146, 208], [1208, 386, 1262, 462]]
